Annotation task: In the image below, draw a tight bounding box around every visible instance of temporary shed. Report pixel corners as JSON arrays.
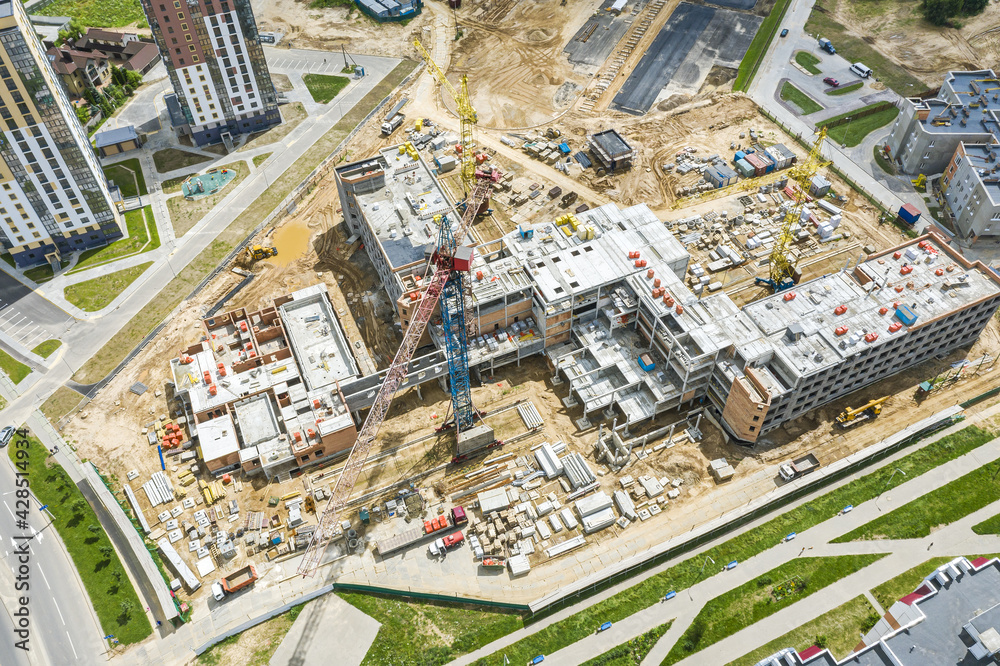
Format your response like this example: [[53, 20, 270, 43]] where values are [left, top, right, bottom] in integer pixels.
[[706, 164, 738, 188]]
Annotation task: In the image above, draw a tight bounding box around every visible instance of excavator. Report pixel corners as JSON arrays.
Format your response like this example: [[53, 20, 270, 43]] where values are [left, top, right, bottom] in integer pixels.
[[235, 245, 277, 268], [835, 397, 889, 429]]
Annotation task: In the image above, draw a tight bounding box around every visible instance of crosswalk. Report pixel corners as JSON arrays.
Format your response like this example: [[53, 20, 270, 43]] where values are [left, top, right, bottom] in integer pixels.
[[266, 57, 343, 73], [0, 299, 49, 349]]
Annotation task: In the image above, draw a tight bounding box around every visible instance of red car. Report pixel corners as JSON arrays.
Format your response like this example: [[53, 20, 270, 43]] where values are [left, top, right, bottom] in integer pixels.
[[823, 77, 840, 87]]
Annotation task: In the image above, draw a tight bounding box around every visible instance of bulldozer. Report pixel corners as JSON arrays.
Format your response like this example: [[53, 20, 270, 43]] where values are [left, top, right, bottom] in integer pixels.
[[835, 397, 889, 429], [236, 245, 277, 268]]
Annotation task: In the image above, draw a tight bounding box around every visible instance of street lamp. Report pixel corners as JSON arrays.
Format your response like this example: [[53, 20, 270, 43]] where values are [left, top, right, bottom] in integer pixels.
[[875, 467, 906, 511], [688, 555, 716, 600], [842, 117, 854, 148]]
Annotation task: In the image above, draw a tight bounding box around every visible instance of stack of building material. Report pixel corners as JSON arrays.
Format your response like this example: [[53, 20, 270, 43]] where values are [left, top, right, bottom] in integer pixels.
[[613, 490, 638, 522], [562, 452, 596, 489], [142, 472, 175, 506], [508, 554, 531, 577], [518, 402, 544, 429], [559, 507, 579, 530], [124, 486, 151, 533], [575, 491, 616, 534], [534, 443, 564, 480], [158, 537, 201, 591], [638, 475, 664, 498]]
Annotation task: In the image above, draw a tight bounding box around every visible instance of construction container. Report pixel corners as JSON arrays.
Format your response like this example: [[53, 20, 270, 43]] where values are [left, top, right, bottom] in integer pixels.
[[435, 155, 458, 172], [706, 164, 738, 188], [897, 203, 921, 226], [735, 158, 754, 178], [809, 174, 832, 197], [744, 153, 768, 177]]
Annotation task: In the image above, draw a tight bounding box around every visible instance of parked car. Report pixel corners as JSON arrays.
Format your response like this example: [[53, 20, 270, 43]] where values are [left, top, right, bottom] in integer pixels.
[[780, 28, 789, 37], [823, 77, 840, 87], [0, 426, 14, 448]]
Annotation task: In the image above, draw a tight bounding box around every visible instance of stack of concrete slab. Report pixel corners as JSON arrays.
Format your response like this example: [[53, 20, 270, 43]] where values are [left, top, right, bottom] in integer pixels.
[[508, 554, 531, 577], [562, 452, 596, 489], [142, 472, 175, 506], [575, 491, 616, 534], [534, 443, 564, 479], [613, 490, 638, 521]]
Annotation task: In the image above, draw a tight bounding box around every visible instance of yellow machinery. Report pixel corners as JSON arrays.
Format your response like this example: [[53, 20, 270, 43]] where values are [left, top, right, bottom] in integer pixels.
[[911, 174, 926, 190], [755, 128, 830, 292], [835, 397, 889, 428], [413, 39, 478, 194], [237, 245, 277, 267]]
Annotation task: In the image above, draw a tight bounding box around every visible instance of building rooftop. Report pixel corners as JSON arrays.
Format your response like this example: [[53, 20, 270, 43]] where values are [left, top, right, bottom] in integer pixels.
[[198, 414, 240, 464], [959, 143, 1000, 205], [279, 285, 358, 392], [336, 147, 460, 272], [590, 129, 633, 160], [94, 125, 139, 148]]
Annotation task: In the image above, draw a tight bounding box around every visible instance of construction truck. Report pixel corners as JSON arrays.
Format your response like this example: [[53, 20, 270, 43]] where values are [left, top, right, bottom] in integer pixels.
[[236, 245, 277, 268], [835, 397, 888, 428], [779, 454, 820, 481], [381, 114, 404, 135]]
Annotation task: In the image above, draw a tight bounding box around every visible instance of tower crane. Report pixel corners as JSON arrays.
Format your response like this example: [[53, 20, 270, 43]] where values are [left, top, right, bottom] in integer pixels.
[[755, 128, 830, 293], [297, 169, 500, 577], [413, 39, 478, 195]]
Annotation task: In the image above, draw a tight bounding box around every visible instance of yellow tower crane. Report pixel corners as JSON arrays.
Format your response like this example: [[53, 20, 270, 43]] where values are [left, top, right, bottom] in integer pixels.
[[413, 39, 478, 194], [756, 128, 830, 293]]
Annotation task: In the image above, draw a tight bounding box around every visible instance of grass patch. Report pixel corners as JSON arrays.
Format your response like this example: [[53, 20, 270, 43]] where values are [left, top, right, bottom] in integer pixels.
[[270, 73, 294, 92], [822, 104, 900, 147], [780, 81, 824, 115], [582, 622, 672, 666], [473, 425, 994, 666], [728, 595, 879, 666], [664, 555, 887, 664], [24, 259, 70, 283], [805, 0, 928, 96], [167, 161, 249, 237], [733, 0, 793, 90], [833, 458, 1000, 542], [795, 51, 822, 74], [339, 592, 525, 665], [71, 60, 418, 385], [826, 81, 864, 96], [253, 152, 273, 169], [237, 102, 307, 153], [973, 513, 1000, 535], [64, 262, 152, 312], [31, 339, 62, 359], [197, 602, 305, 665], [69, 206, 159, 273], [873, 145, 895, 174], [152, 148, 211, 174], [0, 347, 30, 384], [870, 557, 952, 611], [303, 73, 351, 104], [1, 253, 13, 267], [37, 0, 145, 27], [8, 434, 151, 643], [41, 385, 85, 422], [102, 158, 148, 198]]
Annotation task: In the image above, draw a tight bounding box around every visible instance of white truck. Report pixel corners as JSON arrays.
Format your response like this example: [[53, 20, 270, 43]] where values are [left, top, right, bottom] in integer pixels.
[[778, 454, 820, 482], [381, 114, 404, 135]]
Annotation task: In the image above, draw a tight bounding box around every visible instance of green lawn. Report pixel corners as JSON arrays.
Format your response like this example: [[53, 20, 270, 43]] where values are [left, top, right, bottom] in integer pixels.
[[9, 434, 151, 643], [805, 0, 928, 96], [0, 347, 31, 383], [733, 0, 793, 90], [869, 553, 1000, 610], [40, 385, 85, 423], [71, 59, 418, 385], [663, 555, 887, 664], [1, 253, 14, 267], [198, 603, 304, 665], [64, 262, 152, 312], [727, 595, 879, 666], [31, 339, 62, 359], [873, 145, 895, 174], [338, 592, 525, 665], [821, 104, 900, 147], [834, 458, 1000, 542], [24, 259, 70, 284], [582, 622, 672, 666], [253, 152, 273, 168], [69, 206, 159, 273], [102, 158, 148, 198], [153, 148, 211, 174], [781, 81, 824, 115], [36, 0, 146, 27], [303, 74, 351, 104], [472, 425, 993, 666], [795, 51, 822, 75], [827, 81, 864, 96], [972, 513, 1000, 535]]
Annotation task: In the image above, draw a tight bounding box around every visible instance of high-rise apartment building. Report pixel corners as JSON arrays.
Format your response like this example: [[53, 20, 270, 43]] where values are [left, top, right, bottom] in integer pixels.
[[140, 0, 280, 146], [0, 0, 122, 268]]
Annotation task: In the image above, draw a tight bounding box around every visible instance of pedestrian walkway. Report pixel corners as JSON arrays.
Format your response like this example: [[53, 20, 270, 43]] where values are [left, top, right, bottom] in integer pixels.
[[268, 593, 380, 666]]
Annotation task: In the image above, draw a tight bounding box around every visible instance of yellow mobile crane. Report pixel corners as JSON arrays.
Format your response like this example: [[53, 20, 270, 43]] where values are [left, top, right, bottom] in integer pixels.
[[413, 39, 478, 195], [755, 128, 830, 292], [835, 397, 889, 428]]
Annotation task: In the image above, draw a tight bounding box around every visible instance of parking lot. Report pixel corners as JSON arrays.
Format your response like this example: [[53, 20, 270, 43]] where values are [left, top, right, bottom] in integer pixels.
[[0, 271, 71, 353]]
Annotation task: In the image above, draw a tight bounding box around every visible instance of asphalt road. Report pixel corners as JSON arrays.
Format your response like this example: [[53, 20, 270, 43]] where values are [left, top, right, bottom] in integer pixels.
[[0, 271, 72, 354], [0, 446, 104, 665]]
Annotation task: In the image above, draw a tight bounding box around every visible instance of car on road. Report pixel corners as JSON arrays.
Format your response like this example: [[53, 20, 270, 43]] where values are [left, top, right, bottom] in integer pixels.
[[0, 426, 15, 448], [211, 582, 225, 601], [780, 28, 788, 37], [823, 77, 840, 87]]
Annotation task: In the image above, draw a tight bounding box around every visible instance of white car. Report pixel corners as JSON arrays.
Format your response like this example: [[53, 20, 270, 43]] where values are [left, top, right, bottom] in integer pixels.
[[211, 582, 225, 601], [428, 538, 445, 557], [0, 426, 15, 448]]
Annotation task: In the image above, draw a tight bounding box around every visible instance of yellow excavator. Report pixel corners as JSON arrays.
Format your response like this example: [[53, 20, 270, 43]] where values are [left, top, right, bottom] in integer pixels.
[[236, 245, 277, 268], [835, 397, 889, 428]]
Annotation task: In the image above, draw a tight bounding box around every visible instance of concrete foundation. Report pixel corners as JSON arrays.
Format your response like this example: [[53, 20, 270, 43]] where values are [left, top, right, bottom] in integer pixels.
[[457, 424, 496, 455]]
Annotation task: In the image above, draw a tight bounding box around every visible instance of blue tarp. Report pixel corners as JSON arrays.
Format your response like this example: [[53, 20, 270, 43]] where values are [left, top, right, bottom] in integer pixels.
[[574, 151, 592, 168]]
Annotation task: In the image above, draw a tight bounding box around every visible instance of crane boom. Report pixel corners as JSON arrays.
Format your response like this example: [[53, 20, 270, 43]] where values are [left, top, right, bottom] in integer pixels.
[[413, 39, 478, 193], [297, 176, 495, 576]]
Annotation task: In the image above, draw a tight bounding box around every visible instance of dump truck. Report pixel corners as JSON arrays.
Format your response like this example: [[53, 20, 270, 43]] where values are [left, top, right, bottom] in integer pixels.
[[835, 397, 888, 428], [381, 114, 404, 135], [778, 454, 820, 481], [220, 564, 258, 594]]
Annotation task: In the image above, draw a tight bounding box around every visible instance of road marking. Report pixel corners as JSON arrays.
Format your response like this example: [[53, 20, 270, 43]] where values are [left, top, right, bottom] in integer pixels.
[[53, 598, 64, 625], [2, 500, 13, 518], [38, 563, 50, 591], [66, 631, 77, 659]]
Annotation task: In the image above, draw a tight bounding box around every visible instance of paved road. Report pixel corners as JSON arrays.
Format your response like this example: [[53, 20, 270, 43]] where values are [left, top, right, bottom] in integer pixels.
[[0, 443, 105, 666], [0, 270, 73, 361]]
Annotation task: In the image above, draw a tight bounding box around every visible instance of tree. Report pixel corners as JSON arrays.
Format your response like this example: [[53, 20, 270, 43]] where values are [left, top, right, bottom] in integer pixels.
[[99, 545, 113, 559], [71, 498, 88, 516], [922, 0, 962, 25], [75, 105, 90, 125], [962, 0, 987, 14], [87, 524, 101, 535], [119, 600, 134, 621], [814, 635, 829, 648]]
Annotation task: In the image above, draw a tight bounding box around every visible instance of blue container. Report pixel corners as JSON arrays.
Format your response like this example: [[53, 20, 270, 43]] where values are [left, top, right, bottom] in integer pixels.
[[558, 142, 571, 154], [638, 355, 655, 372], [895, 305, 918, 326], [898, 203, 921, 225], [734, 150, 746, 162]]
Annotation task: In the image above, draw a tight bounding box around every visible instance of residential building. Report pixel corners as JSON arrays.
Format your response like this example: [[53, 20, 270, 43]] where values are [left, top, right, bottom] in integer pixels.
[[45, 46, 111, 96], [139, 0, 279, 146], [754, 556, 1000, 665], [94, 125, 143, 157], [883, 70, 1000, 243], [47, 28, 160, 81], [0, 0, 122, 268]]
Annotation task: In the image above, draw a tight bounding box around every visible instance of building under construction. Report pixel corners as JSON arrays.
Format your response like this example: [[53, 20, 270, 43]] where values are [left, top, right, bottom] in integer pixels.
[[335, 147, 1000, 444]]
